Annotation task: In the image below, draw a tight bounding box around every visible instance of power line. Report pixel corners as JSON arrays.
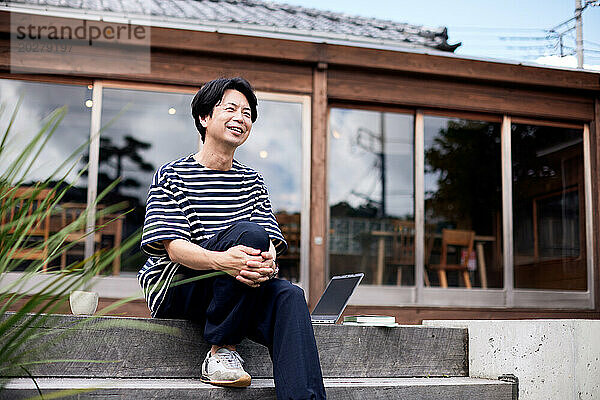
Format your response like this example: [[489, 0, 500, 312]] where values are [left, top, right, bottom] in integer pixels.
[[505, 45, 555, 50], [499, 36, 558, 41], [583, 39, 600, 48], [444, 3, 599, 66], [448, 26, 547, 32]]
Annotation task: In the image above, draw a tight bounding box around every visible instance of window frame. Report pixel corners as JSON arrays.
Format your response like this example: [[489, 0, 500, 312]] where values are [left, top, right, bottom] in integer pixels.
[[86, 81, 312, 289], [2, 74, 593, 309], [332, 106, 595, 309]]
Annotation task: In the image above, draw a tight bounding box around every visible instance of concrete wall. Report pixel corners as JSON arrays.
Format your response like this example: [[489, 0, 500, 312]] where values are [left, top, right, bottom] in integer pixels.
[[422, 319, 600, 400]]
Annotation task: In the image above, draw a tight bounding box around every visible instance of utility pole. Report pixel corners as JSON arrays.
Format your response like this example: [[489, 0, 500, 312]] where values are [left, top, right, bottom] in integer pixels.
[[559, 32, 564, 57], [379, 112, 386, 219], [575, 0, 584, 68]]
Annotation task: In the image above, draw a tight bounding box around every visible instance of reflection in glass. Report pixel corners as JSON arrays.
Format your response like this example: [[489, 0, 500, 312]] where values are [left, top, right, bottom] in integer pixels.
[[99, 88, 197, 273], [99, 92, 304, 280], [0, 79, 92, 269], [236, 100, 303, 282], [512, 124, 586, 290], [424, 116, 502, 288], [329, 108, 414, 285], [0, 79, 91, 192]]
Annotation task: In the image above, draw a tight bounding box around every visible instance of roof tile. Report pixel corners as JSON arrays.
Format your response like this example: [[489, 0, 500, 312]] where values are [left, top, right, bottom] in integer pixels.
[[100, 0, 123, 13], [14, 0, 460, 51], [120, 0, 145, 13], [171, 0, 202, 18]]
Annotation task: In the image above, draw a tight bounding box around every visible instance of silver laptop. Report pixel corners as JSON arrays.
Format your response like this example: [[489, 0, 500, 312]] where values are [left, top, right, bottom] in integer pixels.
[[310, 273, 364, 324]]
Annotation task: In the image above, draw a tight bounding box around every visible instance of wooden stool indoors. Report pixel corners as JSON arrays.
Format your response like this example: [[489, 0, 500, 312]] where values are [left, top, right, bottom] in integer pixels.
[[427, 228, 475, 288]]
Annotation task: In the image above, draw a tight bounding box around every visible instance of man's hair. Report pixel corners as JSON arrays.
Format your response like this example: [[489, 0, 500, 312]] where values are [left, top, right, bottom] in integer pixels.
[[191, 77, 258, 142]]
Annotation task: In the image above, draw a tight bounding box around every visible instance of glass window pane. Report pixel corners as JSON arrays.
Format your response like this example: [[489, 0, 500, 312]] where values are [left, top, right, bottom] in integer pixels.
[[0, 79, 91, 190], [512, 124, 586, 290], [0, 79, 92, 270], [99, 87, 198, 273], [329, 108, 414, 285], [235, 99, 303, 283], [424, 116, 503, 289], [99, 91, 305, 280]]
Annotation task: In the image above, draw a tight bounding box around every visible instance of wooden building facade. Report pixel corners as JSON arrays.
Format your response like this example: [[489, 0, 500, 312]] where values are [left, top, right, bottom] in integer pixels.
[[1, 2, 599, 322]]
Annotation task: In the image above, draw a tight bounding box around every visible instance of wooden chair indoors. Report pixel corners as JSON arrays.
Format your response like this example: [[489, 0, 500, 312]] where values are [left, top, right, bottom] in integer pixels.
[[423, 232, 435, 287], [59, 203, 124, 275], [427, 228, 475, 288], [388, 220, 415, 285], [1, 187, 54, 271], [276, 212, 301, 257], [101, 211, 124, 276], [275, 212, 301, 281], [58, 203, 101, 270]]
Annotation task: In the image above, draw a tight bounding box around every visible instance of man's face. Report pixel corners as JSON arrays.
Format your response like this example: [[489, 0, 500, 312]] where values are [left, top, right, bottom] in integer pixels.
[[199, 89, 253, 149]]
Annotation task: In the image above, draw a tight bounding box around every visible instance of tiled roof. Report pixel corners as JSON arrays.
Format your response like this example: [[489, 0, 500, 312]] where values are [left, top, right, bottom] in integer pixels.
[[5, 0, 461, 52]]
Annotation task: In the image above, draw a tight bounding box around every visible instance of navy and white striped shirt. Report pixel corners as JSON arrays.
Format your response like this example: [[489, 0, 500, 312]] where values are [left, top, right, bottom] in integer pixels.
[[138, 155, 287, 316]]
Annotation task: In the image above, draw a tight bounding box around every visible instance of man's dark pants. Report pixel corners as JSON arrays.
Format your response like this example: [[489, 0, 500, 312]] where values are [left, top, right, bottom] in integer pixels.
[[156, 221, 326, 400]]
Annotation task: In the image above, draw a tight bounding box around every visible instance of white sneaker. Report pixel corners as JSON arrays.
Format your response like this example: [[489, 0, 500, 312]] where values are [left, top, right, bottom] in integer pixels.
[[201, 348, 252, 387]]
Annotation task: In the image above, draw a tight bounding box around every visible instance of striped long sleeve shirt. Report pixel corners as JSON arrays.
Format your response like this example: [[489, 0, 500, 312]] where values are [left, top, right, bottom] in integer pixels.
[[138, 155, 287, 316]]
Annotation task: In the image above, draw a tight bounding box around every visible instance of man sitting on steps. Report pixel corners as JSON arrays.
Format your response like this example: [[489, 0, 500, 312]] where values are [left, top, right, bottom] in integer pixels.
[[138, 77, 326, 400]]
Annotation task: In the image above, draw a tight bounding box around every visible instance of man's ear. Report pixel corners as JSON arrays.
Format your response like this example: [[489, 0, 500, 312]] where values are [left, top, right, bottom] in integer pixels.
[[199, 115, 209, 128]]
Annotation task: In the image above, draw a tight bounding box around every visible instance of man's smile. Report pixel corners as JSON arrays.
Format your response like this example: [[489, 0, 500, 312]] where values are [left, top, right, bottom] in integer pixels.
[[226, 125, 245, 135]]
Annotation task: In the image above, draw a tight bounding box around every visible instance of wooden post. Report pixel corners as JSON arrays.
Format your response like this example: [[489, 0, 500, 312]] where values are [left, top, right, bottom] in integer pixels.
[[309, 62, 328, 309], [593, 98, 600, 312], [476, 243, 488, 289]]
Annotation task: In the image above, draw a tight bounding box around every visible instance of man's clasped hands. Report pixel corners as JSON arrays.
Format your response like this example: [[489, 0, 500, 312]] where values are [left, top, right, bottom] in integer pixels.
[[215, 245, 276, 288]]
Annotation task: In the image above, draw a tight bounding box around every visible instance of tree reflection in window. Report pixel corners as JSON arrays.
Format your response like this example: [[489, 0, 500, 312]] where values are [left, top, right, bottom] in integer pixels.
[[424, 117, 502, 288], [425, 119, 501, 233], [98, 87, 197, 273]]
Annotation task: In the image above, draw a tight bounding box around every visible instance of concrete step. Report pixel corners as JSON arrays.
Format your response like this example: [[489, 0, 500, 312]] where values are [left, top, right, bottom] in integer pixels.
[[1, 377, 514, 399], [5, 314, 468, 379]]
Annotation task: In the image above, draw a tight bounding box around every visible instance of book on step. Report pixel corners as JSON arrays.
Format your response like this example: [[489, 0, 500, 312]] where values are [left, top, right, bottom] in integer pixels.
[[343, 315, 397, 325]]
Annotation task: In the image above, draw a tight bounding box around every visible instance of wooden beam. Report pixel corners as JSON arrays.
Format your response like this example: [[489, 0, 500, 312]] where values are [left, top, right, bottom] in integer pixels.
[[9, 295, 599, 321], [147, 23, 600, 92], [328, 69, 595, 121], [594, 98, 600, 311], [343, 305, 600, 325], [149, 49, 312, 94], [511, 117, 584, 130], [0, 39, 151, 79], [100, 80, 197, 93], [148, 24, 323, 65], [322, 44, 600, 92], [0, 38, 312, 93], [0, 72, 92, 86], [309, 63, 328, 309], [1, 10, 598, 92], [422, 109, 502, 123]]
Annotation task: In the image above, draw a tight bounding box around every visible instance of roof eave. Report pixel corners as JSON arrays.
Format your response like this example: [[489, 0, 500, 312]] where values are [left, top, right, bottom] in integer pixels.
[[2, 2, 598, 76], [2, 2, 456, 53]]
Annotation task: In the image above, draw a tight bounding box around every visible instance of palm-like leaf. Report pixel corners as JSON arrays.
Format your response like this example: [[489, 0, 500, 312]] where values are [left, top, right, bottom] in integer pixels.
[[0, 100, 178, 393], [0, 97, 222, 397]]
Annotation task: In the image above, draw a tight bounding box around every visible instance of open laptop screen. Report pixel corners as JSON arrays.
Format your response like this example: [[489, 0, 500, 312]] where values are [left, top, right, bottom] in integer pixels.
[[312, 273, 363, 318]]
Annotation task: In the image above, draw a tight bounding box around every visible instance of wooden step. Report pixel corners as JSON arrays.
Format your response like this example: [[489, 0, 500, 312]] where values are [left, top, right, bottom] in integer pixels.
[[1, 377, 514, 399], [4, 313, 468, 379]]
